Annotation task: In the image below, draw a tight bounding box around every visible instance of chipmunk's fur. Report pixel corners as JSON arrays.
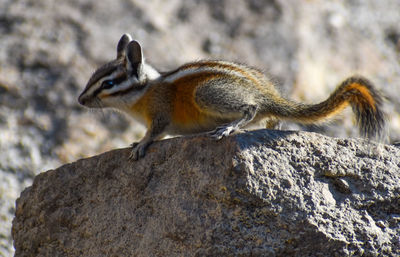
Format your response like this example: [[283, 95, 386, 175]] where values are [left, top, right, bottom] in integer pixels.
[[78, 34, 385, 160]]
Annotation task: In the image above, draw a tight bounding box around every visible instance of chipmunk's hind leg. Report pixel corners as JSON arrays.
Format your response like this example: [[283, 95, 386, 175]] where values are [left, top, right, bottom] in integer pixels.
[[210, 105, 258, 139], [195, 79, 260, 139], [208, 104, 258, 139]]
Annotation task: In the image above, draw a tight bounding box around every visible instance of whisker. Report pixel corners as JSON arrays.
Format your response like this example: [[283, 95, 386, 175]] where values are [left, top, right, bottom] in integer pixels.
[[95, 98, 107, 120], [121, 98, 130, 110]]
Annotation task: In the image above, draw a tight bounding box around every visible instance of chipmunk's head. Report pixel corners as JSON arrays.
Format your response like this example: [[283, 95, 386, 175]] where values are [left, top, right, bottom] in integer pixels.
[[78, 33, 160, 109]]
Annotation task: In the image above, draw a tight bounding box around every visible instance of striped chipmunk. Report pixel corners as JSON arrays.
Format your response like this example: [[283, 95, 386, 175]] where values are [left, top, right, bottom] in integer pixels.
[[78, 34, 385, 160]]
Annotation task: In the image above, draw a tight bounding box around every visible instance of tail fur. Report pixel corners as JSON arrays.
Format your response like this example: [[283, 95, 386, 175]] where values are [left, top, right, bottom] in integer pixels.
[[269, 76, 385, 139]]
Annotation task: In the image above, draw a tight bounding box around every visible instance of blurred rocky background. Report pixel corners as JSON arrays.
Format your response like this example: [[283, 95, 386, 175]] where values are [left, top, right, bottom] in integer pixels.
[[0, 0, 399, 256]]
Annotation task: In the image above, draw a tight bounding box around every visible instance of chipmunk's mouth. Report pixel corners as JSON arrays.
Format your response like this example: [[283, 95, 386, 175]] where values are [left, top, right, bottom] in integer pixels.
[[78, 94, 103, 108]]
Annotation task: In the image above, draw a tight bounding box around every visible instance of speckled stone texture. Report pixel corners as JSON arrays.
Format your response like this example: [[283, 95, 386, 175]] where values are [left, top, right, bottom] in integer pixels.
[[12, 130, 400, 257]]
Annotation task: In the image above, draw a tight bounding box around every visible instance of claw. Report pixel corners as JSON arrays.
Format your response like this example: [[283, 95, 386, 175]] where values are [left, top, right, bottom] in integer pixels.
[[129, 149, 138, 161], [128, 141, 149, 161], [209, 125, 237, 140], [128, 142, 139, 161]]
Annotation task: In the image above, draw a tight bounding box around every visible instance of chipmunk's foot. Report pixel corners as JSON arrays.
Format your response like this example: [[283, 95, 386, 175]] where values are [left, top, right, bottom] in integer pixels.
[[129, 142, 147, 161], [209, 125, 241, 140]]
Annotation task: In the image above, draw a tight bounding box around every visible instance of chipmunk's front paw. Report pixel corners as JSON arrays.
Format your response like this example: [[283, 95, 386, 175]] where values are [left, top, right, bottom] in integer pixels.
[[129, 142, 147, 161]]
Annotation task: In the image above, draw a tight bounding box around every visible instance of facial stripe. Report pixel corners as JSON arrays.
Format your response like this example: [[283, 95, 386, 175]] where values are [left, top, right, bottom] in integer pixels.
[[86, 59, 122, 88], [88, 69, 121, 97], [95, 75, 143, 98], [102, 85, 146, 98], [107, 77, 143, 96], [113, 74, 127, 84]]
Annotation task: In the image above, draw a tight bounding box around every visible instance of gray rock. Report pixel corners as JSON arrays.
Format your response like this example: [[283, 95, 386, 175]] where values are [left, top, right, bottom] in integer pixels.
[[12, 130, 400, 257]]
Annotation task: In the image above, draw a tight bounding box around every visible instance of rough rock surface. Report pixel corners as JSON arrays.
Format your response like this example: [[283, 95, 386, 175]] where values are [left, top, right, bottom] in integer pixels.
[[12, 130, 400, 257]]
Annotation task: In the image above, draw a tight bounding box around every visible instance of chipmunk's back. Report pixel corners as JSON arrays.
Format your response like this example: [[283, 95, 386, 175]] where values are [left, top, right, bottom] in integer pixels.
[[156, 60, 280, 134]]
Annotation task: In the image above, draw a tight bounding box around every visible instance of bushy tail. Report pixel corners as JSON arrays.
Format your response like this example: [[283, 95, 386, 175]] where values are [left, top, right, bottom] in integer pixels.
[[269, 76, 386, 139], [344, 76, 385, 138]]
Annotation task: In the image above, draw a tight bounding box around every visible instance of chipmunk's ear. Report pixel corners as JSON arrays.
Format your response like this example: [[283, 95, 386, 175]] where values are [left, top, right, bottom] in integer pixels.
[[125, 40, 144, 78], [117, 33, 132, 58]]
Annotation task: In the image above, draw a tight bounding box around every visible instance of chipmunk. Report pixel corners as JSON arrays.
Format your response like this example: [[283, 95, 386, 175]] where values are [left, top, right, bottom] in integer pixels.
[[78, 33, 385, 160]]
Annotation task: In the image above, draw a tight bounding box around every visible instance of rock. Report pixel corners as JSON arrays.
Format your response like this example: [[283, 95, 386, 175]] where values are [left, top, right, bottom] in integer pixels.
[[12, 130, 400, 257]]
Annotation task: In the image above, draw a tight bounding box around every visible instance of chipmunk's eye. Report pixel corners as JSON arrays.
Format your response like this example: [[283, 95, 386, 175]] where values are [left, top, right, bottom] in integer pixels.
[[101, 80, 114, 89]]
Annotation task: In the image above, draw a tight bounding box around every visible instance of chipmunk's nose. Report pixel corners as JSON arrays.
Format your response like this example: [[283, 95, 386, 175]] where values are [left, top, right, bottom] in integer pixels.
[[78, 94, 87, 106]]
